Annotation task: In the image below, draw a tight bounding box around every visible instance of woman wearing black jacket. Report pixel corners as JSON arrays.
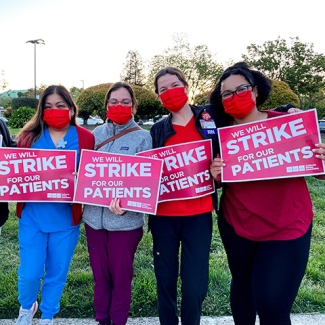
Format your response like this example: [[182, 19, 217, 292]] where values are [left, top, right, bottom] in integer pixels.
[[0, 118, 16, 230]]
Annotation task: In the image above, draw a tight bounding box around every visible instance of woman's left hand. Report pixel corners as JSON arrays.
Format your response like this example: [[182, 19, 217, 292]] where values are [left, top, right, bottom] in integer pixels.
[[109, 198, 126, 216], [210, 157, 226, 181], [288, 108, 302, 114]]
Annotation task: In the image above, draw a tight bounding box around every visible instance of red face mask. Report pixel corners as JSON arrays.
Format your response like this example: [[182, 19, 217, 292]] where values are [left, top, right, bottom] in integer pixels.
[[222, 90, 255, 119], [106, 105, 132, 125], [43, 109, 71, 129], [159, 87, 188, 113]]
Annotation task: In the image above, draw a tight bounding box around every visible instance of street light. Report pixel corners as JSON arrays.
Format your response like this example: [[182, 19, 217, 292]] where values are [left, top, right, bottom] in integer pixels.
[[81, 80, 84, 89], [26, 39, 45, 98]]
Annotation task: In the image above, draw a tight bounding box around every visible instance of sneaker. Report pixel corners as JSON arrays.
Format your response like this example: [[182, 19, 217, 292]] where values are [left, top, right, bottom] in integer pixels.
[[15, 301, 38, 325], [39, 319, 53, 325]]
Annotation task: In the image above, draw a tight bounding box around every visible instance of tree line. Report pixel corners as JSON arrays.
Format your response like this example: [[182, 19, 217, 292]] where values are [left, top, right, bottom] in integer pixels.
[[1, 34, 325, 122]]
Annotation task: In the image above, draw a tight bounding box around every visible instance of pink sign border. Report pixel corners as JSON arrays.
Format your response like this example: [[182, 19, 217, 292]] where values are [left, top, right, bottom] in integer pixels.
[[218, 109, 325, 182], [138, 139, 215, 202], [73, 149, 163, 214]]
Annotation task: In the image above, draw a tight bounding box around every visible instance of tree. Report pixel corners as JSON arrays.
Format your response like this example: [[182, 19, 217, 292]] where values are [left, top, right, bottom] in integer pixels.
[[242, 37, 325, 109], [0, 97, 11, 109], [20, 84, 48, 98], [120, 51, 146, 86], [194, 90, 212, 106], [76, 87, 106, 124], [0, 69, 8, 91], [69, 86, 83, 101], [261, 80, 299, 110], [146, 33, 224, 104]]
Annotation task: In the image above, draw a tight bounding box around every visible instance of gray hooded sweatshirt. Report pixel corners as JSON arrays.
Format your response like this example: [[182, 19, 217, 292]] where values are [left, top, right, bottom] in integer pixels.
[[82, 117, 152, 231]]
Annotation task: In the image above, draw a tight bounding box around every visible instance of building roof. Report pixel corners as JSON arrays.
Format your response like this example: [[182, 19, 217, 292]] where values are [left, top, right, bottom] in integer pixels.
[[0, 89, 28, 98]]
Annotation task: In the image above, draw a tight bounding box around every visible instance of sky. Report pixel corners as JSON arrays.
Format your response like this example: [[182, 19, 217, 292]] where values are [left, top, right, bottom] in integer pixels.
[[0, 0, 323, 92]]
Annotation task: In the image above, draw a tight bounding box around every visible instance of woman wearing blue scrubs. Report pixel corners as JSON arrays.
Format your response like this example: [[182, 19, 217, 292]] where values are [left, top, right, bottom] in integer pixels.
[[14, 85, 94, 325]]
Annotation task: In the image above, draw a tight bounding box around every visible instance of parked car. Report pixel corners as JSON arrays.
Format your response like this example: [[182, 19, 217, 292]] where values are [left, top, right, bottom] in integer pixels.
[[137, 120, 144, 125], [155, 115, 168, 123], [319, 120, 325, 133], [77, 116, 104, 125], [143, 121, 154, 126]]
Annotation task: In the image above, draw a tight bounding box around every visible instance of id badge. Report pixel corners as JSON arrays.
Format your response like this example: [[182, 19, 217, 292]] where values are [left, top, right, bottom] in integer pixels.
[[200, 111, 217, 135]]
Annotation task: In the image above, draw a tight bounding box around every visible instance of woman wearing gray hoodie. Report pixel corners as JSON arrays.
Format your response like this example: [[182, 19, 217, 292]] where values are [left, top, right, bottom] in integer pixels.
[[82, 82, 152, 325]]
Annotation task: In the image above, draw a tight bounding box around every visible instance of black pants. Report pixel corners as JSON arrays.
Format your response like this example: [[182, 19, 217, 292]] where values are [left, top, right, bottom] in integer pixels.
[[0, 202, 9, 227], [150, 212, 212, 325], [218, 214, 312, 325]]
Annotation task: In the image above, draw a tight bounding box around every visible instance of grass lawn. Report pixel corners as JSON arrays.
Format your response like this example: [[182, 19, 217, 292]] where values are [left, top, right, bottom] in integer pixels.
[[1, 176, 325, 319], [8, 128, 20, 135]]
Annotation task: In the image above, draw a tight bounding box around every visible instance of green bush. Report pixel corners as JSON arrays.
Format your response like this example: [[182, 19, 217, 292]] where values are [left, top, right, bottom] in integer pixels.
[[8, 107, 36, 128], [261, 80, 300, 110], [11, 98, 38, 111], [77, 83, 164, 122]]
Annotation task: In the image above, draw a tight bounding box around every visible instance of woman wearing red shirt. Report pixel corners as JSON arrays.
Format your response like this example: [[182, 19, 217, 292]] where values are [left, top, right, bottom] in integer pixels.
[[210, 62, 325, 325], [149, 67, 220, 325]]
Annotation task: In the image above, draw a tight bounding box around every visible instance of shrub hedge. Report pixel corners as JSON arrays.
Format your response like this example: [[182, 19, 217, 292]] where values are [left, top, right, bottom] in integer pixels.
[[76, 83, 165, 121], [11, 98, 38, 111]]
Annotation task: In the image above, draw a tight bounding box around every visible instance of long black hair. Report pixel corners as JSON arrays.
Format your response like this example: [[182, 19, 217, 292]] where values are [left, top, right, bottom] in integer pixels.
[[210, 62, 272, 123], [18, 85, 78, 147]]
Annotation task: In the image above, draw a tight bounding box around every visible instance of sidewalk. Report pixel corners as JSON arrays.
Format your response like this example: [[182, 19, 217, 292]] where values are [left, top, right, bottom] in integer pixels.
[[2, 314, 325, 325]]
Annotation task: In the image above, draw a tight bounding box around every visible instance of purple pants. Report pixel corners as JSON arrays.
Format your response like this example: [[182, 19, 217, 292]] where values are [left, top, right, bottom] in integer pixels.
[[85, 224, 143, 325]]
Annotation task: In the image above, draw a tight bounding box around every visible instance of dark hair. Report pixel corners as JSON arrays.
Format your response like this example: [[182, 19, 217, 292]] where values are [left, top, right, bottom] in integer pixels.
[[153, 67, 189, 94], [209, 62, 272, 122], [104, 82, 137, 115], [18, 85, 78, 147]]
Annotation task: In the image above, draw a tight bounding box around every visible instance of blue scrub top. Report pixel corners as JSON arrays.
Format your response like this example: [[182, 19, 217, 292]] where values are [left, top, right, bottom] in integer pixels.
[[21, 126, 79, 232]]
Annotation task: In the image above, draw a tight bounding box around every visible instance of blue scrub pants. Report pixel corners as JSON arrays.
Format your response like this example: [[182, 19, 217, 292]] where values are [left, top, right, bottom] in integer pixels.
[[18, 220, 80, 319]]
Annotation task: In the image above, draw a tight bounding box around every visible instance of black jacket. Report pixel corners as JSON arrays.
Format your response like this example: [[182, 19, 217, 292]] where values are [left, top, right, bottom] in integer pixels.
[[0, 119, 16, 147], [0, 119, 16, 227]]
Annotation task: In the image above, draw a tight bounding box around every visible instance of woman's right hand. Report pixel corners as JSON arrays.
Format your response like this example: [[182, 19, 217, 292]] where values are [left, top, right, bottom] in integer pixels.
[[109, 198, 126, 216]]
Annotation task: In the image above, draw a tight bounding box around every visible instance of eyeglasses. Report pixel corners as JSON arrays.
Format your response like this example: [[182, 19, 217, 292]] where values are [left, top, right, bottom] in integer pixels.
[[107, 99, 132, 107], [221, 84, 252, 102]]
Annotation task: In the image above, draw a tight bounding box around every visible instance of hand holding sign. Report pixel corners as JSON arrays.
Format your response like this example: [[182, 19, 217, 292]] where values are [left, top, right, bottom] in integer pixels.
[[210, 156, 226, 182], [109, 198, 126, 216], [74, 150, 163, 214]]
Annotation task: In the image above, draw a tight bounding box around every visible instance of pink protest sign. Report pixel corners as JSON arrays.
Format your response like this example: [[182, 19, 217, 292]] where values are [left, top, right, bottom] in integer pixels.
[[137, 139, 215, 202], [0, 148, 76, 201], [218, 109, 325, 182], [74, 150, 163, 214]]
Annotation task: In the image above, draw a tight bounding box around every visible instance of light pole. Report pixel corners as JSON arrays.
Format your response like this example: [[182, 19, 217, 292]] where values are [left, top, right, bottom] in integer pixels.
[[81, 80, 84, 89], [26, 39, 45, 98]]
